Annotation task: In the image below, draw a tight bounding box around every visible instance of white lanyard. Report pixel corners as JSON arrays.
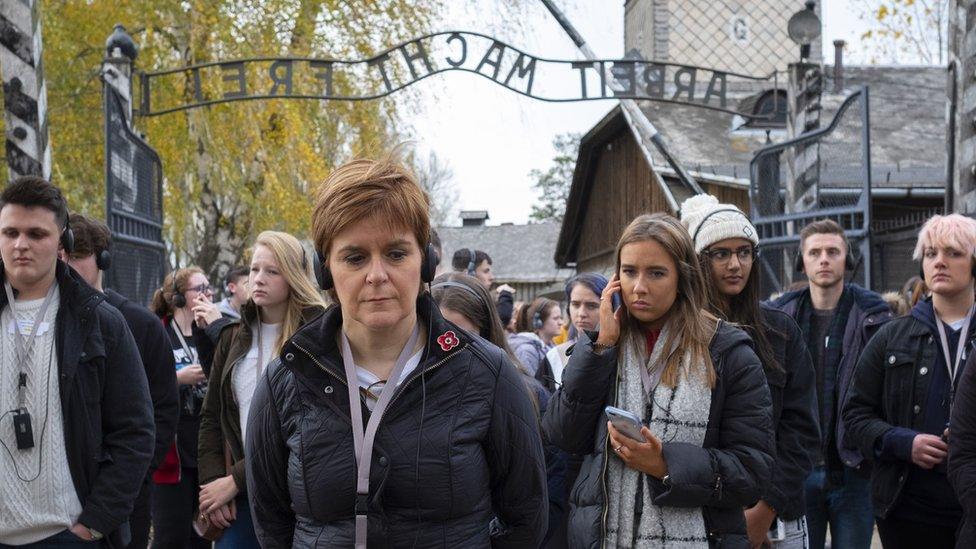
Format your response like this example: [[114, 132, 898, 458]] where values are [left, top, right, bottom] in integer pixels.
[[170, 318, 196, 365], [935, 305, 974, 391], [4, 283, 56, 408], [340, 324, 421, 549]]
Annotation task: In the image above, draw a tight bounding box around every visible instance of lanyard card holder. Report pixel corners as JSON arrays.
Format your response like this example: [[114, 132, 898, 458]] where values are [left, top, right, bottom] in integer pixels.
[[13, 407, 33, 450]]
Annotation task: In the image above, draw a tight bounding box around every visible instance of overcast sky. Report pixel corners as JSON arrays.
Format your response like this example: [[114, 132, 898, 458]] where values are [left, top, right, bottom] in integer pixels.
[[403, 0, 897, 226]]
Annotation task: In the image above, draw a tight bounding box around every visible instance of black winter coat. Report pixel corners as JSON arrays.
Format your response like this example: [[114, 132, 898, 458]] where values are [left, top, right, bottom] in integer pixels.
[[768, 284, 892, 469], [245, 294, 548, 548], [758, 305, 820, 520], [950, 351, 976, 548], [843, 300, 975, 519], [0, 262, 155, 548], [541, 322, 774, 549], [103, 288, 179, 473]]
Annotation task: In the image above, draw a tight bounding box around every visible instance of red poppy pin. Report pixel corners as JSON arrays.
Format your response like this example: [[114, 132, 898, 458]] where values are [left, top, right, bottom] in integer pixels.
[[437, 330, 460, 352]]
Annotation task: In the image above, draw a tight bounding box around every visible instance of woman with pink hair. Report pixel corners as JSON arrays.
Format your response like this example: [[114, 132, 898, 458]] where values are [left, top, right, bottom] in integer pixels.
[[844, 213, 976, 549]]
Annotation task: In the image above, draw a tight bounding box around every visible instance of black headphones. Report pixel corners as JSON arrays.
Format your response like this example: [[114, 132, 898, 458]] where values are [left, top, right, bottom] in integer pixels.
[[532, 308, 544, 330], [316, 242, 439, 291], [96, 243, 112, 271], [691, 208, 756, 249], [171, 271, 187, 309], [466, 248, 477, 275], [530, 299, 553, 331], [60, 216, 75, 255]]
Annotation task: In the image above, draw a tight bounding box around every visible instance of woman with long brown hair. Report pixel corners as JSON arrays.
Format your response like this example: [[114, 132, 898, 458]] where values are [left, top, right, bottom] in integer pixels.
[[543, 212, 773, 548], [196, 231, 326, 547], [681, 194, 819, 548]]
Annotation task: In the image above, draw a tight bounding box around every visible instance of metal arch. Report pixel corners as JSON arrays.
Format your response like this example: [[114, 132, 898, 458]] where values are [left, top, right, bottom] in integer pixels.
[[135, 30, 780, 119]]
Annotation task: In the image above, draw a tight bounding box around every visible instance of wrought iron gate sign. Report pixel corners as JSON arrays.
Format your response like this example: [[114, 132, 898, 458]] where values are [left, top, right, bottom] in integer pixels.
[[137, 31, 776, 118]]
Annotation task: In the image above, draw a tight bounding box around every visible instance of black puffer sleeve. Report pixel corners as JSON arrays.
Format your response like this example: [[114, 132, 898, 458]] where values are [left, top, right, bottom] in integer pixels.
[[650, 340, 774, 509], [487, 348, 549, 548], [245, 359, 295, 549], [765, 313, 820, 516], [949, 353, 976, 518], [542, 330, 616, 455]]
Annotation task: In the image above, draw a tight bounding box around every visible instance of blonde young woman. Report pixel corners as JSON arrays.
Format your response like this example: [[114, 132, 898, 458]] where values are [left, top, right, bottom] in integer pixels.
[[542, 213, 774, 548], [196, 231, 326, 547]]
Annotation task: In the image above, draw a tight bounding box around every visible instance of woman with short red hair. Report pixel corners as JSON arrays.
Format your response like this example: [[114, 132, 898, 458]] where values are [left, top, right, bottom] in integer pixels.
[[245, 156, 547, 548]]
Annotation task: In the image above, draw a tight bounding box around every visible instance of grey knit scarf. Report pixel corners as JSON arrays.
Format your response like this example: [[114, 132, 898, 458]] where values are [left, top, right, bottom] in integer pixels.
[[605, 324, 711, 548]]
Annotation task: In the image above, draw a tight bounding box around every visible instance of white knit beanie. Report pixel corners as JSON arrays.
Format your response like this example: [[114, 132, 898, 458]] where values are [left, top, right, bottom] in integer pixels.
[[679, 194, 759, 253]]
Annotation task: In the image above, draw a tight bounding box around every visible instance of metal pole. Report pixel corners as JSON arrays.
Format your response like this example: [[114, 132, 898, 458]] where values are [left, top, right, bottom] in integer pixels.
[[539, 0, 703, 197], [1, 0, 51, 179], [860, 86, 872, 290]]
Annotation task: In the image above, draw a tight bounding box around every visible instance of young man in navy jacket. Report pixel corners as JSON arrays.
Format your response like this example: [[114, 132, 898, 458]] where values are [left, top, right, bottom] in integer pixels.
[[768, 219, 892, 549]]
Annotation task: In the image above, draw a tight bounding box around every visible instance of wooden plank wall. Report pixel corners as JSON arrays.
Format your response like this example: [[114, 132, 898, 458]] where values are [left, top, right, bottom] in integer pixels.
[[575, 132, 750, 273]]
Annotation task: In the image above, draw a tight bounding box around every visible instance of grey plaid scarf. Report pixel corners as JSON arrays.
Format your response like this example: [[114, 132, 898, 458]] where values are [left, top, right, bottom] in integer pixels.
[[605, 324, 711, 548]]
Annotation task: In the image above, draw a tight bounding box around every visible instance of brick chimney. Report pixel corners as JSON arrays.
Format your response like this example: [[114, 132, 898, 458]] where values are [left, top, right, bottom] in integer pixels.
[[833, 39, 846, 93]]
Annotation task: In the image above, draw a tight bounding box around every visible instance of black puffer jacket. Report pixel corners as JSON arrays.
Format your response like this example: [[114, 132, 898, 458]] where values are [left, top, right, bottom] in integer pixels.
[[758, 305, 820, 520], [542, 322, 774, 549], [950, 351, 976, 547], [245, 294, 548, 548]]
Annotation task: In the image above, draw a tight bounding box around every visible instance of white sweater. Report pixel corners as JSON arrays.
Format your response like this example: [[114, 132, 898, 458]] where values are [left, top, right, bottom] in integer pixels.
[[0, 289, 83, 544], [234, 322, 281, 444]]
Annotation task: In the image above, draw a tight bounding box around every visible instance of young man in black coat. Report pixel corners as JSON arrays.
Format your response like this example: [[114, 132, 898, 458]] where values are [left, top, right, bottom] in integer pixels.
[[63, 213, 179, 549], [0, 177, 154, 547], [768, 219, 892, 549]]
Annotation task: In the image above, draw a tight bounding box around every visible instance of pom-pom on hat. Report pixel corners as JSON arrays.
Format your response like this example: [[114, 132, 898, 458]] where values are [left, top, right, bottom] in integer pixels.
[[679, 194, 759, 254]]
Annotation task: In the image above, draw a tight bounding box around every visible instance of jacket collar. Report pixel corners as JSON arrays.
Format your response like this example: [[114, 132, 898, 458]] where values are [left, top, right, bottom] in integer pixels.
[[770, 283, 890, 316], [0, 260, 103, 314], [286, 292, 472, 379], [238, 300, 324, 328], [911, 296, 976, 339]]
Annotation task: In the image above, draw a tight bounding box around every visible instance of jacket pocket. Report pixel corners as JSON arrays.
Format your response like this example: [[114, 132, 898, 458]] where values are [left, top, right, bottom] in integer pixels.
[[881, 350, 917, 421]]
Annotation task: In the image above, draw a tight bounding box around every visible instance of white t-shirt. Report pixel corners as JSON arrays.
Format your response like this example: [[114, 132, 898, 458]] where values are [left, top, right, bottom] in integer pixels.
[[233, 322, 281, 443], [354, 349, 424, 411]]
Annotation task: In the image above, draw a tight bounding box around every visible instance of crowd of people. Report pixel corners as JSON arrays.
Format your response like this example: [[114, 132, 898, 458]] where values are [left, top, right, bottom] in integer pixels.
[[0, 158, 975, 549]]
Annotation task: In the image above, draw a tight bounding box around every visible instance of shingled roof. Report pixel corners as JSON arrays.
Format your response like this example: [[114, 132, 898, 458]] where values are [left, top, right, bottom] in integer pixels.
[[638, 64, 946, 188], [436, 222, 574, 284]]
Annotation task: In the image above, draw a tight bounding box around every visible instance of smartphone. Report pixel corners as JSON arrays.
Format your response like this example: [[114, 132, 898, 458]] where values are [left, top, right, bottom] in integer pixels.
[[605, 405, 645, 442], [768, 518, 786, 542]]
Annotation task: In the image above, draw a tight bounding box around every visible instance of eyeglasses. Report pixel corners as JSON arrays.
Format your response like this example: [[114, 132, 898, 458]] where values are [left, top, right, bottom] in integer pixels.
[[186, 283, 214, 294], [703, 246, 758, 264]]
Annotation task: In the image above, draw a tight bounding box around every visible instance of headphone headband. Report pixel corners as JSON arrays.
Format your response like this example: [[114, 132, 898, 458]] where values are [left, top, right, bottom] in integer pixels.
[[466, 248, 477, 275], [691, 208, 754, 247], [432, 280, 481, 298]]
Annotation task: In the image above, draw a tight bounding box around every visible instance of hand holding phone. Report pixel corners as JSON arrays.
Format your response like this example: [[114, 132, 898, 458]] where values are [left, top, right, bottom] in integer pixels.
[[605, 406, 645, 442], [595, 275, 623, 348]]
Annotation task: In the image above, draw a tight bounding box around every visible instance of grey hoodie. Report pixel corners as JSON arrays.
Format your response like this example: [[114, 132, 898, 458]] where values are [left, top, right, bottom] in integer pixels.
[[509, 331, 550, 375]]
